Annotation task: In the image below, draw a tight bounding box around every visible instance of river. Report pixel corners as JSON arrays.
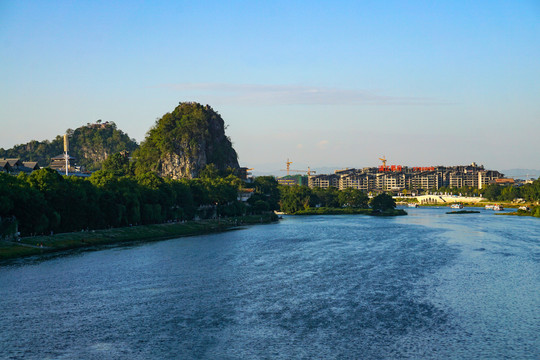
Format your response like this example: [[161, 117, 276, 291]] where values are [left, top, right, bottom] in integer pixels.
[[0, 207, 538, 359]]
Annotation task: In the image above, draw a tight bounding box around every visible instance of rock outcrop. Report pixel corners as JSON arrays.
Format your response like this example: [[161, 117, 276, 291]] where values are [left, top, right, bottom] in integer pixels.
[[135, 102, 239, 179]]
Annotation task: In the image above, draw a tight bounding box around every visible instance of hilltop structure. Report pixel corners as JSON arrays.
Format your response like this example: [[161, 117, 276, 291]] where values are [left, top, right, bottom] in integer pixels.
[[49, 154, 77, 174]]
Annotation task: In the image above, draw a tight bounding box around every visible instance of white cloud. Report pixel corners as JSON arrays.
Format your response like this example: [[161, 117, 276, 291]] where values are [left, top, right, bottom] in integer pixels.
[[317, 140, 329, 149]]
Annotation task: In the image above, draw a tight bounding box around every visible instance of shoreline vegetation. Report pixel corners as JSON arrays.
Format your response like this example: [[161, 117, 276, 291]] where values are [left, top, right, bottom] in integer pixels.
[[446, 210, 481, 214], [396, 198, 540, 217], [0, 213, 278, 261], [496, 210, 539, 217], [293, 207, 407, 216]]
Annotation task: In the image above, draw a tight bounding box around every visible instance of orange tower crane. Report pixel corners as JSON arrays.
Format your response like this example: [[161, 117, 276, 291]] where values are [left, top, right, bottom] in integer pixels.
[[379, 156, 387, 168], [280, 159, 294, 175], [281, 159, 316, 176]]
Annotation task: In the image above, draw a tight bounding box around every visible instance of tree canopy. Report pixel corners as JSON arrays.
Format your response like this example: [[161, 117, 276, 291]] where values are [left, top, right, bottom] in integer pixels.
[[0, 165, 283, 237], [370, 193, 396, 212]]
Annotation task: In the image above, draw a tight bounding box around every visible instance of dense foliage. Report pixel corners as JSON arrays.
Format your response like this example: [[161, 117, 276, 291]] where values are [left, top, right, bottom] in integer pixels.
[[0, 121, 138, 171], [430, 180, 540, 203], [481, 180, 540, 203], [135, 102, 239, 177], [69, 122, 138, 170], [369, 193, 396, 212], [418, 181, 540, 217], [279, 185, 383, 214], [436, 185, 482, 197], [246, 176, 281, 212], [0, 166, 276, 237]]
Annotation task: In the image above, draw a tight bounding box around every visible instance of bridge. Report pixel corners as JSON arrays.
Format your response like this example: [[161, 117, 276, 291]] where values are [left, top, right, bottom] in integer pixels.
[[396, 195, 484, 204]]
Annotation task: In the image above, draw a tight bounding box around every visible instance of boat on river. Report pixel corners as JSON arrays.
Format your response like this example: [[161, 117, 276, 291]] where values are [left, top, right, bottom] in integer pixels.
[[493, 205, 504, 211], [451, 204, 464, 209], [408, 203, 419, 208]]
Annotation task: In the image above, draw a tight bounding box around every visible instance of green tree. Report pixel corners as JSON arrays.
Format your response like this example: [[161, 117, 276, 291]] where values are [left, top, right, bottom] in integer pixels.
[[167, 179, 196, 220], [1, 171, 55, 235], [520, 179, 540, 202], [500, 186, 520, 202], [483, 184, 502, 201], [252, 176, 280, 211], [370, 193, 396, 212], [312, 187, 340, 208], [199, 164, 220, 179], [338, 188, 369, 208], [102, 151, 133, 176], [279, 185, 315, 213]]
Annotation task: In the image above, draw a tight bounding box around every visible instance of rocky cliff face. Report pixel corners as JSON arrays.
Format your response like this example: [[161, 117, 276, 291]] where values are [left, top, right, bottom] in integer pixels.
[[136, 102, 239, 179], [77, 145, 110, 167], [158, 144, 208, 179]]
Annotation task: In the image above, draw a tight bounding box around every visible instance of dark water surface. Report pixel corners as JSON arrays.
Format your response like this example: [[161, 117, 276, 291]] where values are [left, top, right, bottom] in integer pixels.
[[1, 208, 539, 359]]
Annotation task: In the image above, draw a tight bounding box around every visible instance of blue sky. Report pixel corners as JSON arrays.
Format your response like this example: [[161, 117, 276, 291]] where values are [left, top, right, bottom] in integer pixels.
[[1, 0, 539, 172]]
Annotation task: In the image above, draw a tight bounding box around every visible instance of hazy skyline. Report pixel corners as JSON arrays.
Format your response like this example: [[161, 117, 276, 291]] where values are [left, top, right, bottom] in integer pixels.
[[1, 1, 539, 172]]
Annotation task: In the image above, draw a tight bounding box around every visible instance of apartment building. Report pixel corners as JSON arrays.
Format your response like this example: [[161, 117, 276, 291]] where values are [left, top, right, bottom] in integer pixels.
[[308, 163, 504, 192], [308, 174, 340, 189]]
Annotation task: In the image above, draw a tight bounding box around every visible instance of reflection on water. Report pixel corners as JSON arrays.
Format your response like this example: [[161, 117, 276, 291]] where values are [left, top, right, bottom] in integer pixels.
[[1, 208, 538, 359]]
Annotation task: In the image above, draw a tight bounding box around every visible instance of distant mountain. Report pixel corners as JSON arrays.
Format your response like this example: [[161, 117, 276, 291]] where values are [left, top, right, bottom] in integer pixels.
[[0, 121, 138, 171], [501, 169, 540, 180]]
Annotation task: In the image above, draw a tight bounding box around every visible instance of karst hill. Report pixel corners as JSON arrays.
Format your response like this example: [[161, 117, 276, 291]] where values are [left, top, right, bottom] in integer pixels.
[[135, 102, 239, 179], [1, 102, 239, 178], [0, 121, 138, 171]]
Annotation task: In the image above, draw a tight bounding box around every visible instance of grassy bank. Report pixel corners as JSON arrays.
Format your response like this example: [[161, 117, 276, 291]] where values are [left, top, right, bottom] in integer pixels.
[[496, 208, 540, 218], [293, 207, 407, 216], [0, 213, 278, 261]]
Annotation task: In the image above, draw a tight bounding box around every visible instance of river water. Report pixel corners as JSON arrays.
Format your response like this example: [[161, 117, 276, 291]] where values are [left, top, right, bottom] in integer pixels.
[[0, 208, 538, 359]]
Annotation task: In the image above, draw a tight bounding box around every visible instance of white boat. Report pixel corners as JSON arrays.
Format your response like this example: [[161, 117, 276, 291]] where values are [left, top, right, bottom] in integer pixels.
[[493, 205, 504, 211], [408, 203, 419, 208], [485, 204, 495, 210], [451, 204, 464, 209]]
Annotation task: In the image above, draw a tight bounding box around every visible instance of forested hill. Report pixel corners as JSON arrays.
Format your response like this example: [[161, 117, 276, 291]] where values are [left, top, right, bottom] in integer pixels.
[[0, 121, 138, 171], [135, 102, 239, 179]]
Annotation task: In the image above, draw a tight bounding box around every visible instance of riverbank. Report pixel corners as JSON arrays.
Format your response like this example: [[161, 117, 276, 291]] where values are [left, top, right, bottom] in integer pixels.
[[496, 209, 540, 218], [0, 213, 279, 261], [293, 207, 407, 216]]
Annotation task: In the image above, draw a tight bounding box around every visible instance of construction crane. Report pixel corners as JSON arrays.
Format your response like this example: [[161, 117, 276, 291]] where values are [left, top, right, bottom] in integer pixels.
[[379, 156, 387, 168], [284, 159, 293, 175], [280, 159, 316, 176]]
